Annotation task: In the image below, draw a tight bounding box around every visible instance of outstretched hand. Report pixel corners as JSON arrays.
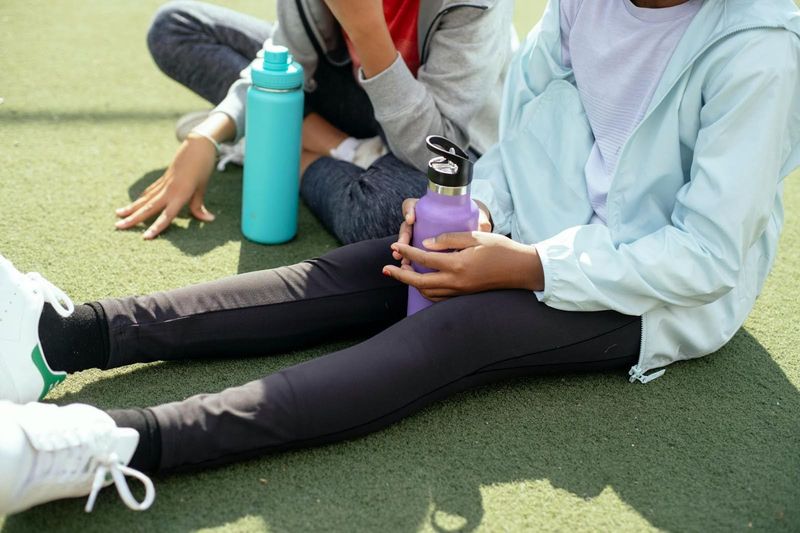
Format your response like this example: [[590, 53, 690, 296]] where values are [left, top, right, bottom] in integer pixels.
[[384, 231, 544, 302], [115, 137, 216, 239], [115, 112, 234, 239]]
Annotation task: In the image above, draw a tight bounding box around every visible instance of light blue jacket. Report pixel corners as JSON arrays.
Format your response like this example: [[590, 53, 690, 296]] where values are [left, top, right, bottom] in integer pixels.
[[471, 0, 800, 382]]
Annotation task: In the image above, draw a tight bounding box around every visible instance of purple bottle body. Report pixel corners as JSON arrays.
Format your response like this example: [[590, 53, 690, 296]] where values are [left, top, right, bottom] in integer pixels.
[[407, 191, 479, 315]]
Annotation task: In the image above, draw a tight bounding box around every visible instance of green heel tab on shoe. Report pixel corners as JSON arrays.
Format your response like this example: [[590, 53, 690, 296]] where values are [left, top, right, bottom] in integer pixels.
[[31, 345, 66, 399]]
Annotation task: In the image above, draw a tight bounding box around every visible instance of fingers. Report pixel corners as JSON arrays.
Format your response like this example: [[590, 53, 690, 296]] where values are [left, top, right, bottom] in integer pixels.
[[189, 185, 215, 222], [391, 243, 452, 271], [143, 204, 179, 240], [382, 264, 461, 300], [115, 179, 166, 218], [392, 221, 413, 261], [115, 195, 166, 230], [393, 198, 418, 261], [422, 231, 480, 251], [382, 264, 444, 289], [401, 198, 418, 226]]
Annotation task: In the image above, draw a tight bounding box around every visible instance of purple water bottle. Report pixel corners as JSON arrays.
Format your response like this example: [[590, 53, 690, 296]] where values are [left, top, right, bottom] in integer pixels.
[[407, 136, 480, 315]]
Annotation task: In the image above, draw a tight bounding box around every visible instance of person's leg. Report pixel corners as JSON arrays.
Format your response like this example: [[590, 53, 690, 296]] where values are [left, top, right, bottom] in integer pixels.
[[124, 290, 639, 473], [146, 0, 273, 105], [303, 57, 381, 140], [300, 153, 428, 244], [39, 237, 405, 373]]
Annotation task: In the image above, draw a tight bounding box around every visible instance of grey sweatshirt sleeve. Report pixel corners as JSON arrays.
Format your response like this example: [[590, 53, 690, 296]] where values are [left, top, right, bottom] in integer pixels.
[[359, 2, 514, 171], [213, 74, 250, 141]]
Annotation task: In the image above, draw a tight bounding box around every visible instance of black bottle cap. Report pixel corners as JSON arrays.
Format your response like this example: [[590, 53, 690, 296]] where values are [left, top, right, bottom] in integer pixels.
[[426, 136, 473, 188]]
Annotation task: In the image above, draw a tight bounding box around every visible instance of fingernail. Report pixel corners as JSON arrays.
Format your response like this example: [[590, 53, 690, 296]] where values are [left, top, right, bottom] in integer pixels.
[[422, 238, 434, 247], [405, 215, 412, 223], [143, 230, 153, 239], [115, 220, 125, 228], [382, 269, 390, 277], [115, 208, 125, 215]]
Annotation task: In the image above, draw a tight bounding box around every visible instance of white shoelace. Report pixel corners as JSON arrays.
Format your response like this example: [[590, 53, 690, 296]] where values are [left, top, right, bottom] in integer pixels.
[[85, 454, 155, 512], [29, 430, 155, 513], [27, 273, 74, 317]]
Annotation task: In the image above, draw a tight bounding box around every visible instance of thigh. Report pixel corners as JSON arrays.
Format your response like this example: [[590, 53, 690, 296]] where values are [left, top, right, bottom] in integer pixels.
[[305, 59, 380, 139], [152, 288, 639, 470], [98, 236, 405, 367], [301, 154, 427, 244], [151, 0, 272, 56], [147, 0, 273, 104], [278, 290, 639, 439]]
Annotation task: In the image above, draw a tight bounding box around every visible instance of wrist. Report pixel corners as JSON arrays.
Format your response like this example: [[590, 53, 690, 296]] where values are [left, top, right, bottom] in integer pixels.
[[192, 112, 236, 144], [349, 28, 396, 79], [513, 243, 544, 291], [187, 131, 220, 156]]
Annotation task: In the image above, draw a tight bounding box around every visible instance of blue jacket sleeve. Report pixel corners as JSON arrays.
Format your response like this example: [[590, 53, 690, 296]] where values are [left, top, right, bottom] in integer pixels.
[[535, 31, 800, 314], [472, 0, 571, 235]]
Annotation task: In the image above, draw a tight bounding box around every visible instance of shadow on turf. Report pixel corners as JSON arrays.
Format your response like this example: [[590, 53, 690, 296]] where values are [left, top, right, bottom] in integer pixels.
[[125, 169, 339, 273], [3, 329, 798, 531]]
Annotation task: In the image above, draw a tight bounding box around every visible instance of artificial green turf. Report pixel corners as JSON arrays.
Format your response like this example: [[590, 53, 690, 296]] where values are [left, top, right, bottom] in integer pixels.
[[1, 1, 799, 531]]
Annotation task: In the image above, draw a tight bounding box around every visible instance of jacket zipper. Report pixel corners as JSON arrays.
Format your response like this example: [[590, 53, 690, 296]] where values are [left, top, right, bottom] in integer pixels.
[[612, 25, 783, 384]]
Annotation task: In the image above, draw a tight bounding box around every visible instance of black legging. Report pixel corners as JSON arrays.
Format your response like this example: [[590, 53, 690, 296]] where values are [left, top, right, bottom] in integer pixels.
[[82, 237, 641, 472]]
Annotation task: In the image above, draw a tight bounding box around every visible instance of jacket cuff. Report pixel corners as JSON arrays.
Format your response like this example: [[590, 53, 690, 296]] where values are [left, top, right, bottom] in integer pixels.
[[533, 228, 577, 304], [358, 53, 425, 120]]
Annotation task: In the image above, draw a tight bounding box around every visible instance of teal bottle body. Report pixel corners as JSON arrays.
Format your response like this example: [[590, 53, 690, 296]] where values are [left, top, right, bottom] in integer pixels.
[[242, 46, 304, 244]]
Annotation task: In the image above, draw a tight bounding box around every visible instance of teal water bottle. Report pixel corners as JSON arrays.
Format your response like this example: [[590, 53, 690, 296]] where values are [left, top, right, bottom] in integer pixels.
[[242, 45, 305, 244]]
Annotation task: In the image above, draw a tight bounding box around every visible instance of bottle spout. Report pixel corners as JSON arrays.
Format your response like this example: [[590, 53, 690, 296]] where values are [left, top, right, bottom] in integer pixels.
[[425, 136, 472, 188]]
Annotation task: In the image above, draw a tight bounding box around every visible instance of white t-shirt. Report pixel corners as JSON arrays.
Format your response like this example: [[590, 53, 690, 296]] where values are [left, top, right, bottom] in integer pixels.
[[560, 0, 702, 224]]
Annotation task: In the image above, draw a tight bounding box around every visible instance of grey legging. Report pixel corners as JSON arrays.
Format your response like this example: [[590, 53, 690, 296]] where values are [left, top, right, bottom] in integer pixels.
[[97, 236, 642, 472], [146, 0, 429, 244]]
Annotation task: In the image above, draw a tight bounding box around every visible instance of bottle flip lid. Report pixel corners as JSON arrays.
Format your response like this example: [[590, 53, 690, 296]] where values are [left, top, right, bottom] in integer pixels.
[[426, 136, 473, 188], [251, 44, 304, 90]]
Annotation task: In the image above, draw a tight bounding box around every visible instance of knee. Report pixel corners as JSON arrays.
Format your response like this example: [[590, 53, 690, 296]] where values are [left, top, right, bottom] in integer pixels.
[[146, 0, 199, 63]]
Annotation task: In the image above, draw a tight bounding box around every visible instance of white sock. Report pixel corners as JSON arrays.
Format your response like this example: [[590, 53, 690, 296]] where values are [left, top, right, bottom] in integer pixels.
[[352, 136, 389, 169], [329, 137, 361, 164]]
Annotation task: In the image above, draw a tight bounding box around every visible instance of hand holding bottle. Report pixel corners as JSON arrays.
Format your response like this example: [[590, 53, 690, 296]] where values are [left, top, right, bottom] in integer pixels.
[[385, 232, 544, 300], [393, 198, 493, 266]]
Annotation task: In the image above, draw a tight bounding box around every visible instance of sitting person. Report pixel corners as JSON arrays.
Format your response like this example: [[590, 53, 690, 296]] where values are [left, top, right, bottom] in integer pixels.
[[114, 0, 515, 243], [1, 0, 798, 516]]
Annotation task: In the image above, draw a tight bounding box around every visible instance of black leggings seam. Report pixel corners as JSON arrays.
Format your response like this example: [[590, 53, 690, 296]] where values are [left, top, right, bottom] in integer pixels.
[[108, 282, 402, 337], [163, 327, 638, 473], [468, 315, 640, 375]]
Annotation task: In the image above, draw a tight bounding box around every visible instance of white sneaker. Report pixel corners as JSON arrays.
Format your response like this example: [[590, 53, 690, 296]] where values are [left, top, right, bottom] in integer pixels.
[[0, 401, 155, 515], [0, 256, 74, 403]]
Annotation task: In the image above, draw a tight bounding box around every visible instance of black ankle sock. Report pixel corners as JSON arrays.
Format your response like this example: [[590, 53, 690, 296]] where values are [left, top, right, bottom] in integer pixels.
[[38, 302, 110, 373], [107, 408, 162, 473]]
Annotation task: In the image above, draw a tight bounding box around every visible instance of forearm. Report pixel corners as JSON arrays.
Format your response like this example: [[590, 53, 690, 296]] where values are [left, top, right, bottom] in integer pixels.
[[322, 0, 396, 79], [302, 113, 347, 155], [189, 112, 237, 144], [347, 26, 396, 79]]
